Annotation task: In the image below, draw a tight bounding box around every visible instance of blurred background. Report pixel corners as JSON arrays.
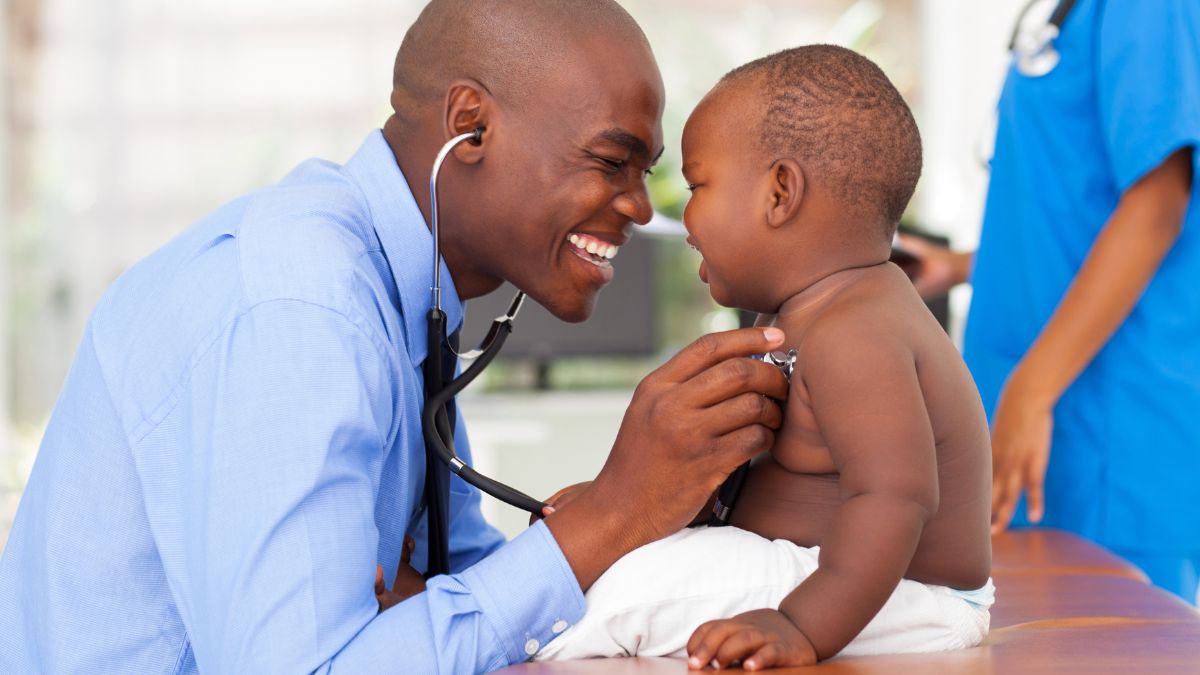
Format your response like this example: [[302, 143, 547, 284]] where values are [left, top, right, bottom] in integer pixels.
[[0, 0, 1028, 545]]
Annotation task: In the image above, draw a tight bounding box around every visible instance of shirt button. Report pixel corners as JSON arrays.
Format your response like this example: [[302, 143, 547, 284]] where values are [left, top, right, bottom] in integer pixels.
[[524, 638, 540, 656], [552, 620, 569, 634]]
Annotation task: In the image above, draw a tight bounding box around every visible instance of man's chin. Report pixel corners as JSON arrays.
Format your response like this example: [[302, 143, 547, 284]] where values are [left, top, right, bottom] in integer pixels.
[[537, 289, 597, 324]]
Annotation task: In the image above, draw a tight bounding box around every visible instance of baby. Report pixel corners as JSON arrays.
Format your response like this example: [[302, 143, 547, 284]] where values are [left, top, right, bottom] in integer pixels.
[[537, 45, 994, 669]]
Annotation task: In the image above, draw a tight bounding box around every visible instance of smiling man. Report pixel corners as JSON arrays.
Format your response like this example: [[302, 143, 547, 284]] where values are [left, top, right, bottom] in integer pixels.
[[0, 1, 791, 673]]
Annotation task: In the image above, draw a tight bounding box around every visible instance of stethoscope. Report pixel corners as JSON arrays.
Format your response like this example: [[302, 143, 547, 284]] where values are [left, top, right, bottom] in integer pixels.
[[1009, 0, 1078, 77], [974, 0, 1080, 168], [421, 128, 548, 576]]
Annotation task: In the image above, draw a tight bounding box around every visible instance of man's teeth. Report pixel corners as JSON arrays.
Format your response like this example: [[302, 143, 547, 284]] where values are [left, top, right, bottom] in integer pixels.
[[567, 234, 619, 260]]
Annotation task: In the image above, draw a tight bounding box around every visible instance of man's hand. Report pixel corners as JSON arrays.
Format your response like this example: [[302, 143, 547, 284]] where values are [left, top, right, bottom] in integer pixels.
[[686, 609, 817, 671], [894, 234, 973, 300], [530, 482, 591, 526], [544, 327, 789, 590], [375, 536, 426, 613], [990, 374, 1054, 534]]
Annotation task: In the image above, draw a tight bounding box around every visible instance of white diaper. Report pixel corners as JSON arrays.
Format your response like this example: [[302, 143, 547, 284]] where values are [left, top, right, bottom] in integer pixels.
[[536, 526, 993, 661]]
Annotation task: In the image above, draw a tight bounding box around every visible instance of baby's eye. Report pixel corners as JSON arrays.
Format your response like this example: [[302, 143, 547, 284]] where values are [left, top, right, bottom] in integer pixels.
[[685, 183, 700, 192], [644, 168, 655, 177]]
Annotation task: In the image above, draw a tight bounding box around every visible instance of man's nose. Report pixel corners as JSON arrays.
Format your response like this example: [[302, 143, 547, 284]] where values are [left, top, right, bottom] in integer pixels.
[[614, 178, 654, 226]]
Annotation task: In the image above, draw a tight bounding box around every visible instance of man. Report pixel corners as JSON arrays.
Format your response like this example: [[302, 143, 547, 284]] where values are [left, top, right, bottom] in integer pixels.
[[0, 1, 788, 672]]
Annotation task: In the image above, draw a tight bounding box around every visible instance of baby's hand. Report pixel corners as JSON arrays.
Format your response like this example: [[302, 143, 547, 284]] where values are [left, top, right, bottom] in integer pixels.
[[686, 609, 817, 671], [375, 536, 426, 613]]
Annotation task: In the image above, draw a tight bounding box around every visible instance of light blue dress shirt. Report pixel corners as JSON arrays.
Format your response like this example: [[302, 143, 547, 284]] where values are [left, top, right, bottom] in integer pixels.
[[0, 130, 585, 673], [963, 0, 1200, 598]]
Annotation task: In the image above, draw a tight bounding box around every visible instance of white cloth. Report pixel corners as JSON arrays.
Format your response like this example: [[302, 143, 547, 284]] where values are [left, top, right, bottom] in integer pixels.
[[536, 526, 992, 661]]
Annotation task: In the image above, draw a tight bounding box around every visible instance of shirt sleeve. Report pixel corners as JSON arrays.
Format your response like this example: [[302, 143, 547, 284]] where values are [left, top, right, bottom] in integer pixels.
[[1098, 0, 1200, 192], [172, 299, 584, 673]]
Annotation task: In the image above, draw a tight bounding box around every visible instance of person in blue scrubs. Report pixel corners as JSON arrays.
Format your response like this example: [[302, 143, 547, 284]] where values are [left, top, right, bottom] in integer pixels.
[[902, 0, 1200, 602], [0, 2, 790, 672]]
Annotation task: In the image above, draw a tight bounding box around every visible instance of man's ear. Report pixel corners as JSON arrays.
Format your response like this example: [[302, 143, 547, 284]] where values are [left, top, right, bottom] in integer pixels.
[[443, 78, 493, 165], [765, 159, 804, 228]]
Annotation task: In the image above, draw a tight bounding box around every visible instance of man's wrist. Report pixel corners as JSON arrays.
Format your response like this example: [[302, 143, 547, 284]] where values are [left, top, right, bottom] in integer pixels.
[[543, 480, 651, 591]]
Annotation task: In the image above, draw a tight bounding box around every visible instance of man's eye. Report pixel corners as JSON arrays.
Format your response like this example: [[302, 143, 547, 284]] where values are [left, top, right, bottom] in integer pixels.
[[598, 157, 625, 174]]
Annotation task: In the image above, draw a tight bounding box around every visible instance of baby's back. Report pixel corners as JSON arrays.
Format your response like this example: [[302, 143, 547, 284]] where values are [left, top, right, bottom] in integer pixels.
[[730, 263, 992, 590]]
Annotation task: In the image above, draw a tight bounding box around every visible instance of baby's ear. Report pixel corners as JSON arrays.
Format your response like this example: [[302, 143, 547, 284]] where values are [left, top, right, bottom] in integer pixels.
[[765, 159, 804, 228]]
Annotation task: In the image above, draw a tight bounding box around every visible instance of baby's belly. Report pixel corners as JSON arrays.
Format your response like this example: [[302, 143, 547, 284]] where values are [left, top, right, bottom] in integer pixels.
[[728, 456, 841, 548]]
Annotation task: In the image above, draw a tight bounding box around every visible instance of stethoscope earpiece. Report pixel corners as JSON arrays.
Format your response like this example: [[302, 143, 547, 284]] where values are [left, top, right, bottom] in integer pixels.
[[469, 126, 484, 146]]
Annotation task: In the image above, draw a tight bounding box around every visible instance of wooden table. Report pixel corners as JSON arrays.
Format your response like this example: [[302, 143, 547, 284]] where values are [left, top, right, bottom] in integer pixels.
[[499, 529, 1200, 674]]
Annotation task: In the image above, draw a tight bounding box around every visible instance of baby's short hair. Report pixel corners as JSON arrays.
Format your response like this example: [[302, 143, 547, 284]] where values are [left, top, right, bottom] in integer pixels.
[[722, 45, 921, 238]]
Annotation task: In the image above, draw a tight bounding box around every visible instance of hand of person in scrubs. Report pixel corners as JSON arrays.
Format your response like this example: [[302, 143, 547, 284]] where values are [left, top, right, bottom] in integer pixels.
[[375, 536, 426, 613], [989, 373, 1054, 534], [894, 234, 973, 300], [989, 148, 1193, 534], [544, 327, 789, 590]]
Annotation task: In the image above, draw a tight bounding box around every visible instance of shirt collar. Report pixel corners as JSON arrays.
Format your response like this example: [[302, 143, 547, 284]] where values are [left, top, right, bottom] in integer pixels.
[[344, 129, 465, 368]]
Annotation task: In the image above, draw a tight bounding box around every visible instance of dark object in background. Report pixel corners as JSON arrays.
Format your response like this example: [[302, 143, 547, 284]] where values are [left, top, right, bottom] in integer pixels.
[[462, 233, 659, 363], [892, 226, 951, 331]]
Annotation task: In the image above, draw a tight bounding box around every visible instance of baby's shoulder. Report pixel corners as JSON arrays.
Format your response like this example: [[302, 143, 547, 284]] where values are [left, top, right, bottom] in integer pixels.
[[790, 285, 917, 360]]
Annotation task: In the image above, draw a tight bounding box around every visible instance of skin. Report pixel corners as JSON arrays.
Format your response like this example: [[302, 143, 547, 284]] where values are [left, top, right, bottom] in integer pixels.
[[680, 81, 992, 669], [372, 0, 790, 603], [899, 147, 1193, 533]]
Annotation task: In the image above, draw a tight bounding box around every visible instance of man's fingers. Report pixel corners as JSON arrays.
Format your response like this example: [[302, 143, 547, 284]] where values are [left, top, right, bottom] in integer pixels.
[[665, 328, 786, 382], [401, 535, 415, 565], [706, 392, 784, 436], [716, 425, 776, 465], [692, 357, 790, 409]]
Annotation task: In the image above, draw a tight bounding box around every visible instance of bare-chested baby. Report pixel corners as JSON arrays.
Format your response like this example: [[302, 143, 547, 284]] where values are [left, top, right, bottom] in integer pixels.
[[536, 45, 994, 669]]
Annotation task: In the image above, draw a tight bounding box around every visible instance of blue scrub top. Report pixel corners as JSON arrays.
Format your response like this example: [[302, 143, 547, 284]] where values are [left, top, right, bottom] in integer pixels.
[[964, 0, 1200, 554]]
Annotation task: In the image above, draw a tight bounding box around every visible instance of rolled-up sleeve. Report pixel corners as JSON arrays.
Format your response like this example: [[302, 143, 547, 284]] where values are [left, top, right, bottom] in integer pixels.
[[148, 298, 584, 673], [1098, 0, 1200, 193]]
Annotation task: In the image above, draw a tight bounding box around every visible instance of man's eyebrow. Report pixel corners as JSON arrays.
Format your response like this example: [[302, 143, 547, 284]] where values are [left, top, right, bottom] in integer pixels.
[[595, 128, 665, 164]]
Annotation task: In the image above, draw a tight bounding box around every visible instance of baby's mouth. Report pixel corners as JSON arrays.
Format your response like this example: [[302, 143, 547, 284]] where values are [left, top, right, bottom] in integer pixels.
[[566, 233, 619, 267]]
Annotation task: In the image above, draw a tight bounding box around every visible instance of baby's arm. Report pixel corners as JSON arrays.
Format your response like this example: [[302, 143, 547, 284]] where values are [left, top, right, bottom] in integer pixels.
[[687, 312, 937, 669], [779, 315, 938, 658]]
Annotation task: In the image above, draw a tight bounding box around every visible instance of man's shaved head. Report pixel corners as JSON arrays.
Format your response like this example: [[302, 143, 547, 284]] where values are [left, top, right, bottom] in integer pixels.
[[720, 45, 922, 236], [393, 0, 651, 116], [383, 0, 664, 323]]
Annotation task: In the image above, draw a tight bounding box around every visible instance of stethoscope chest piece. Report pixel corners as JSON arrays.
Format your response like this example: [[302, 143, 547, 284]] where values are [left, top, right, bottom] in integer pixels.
[[1015, 24, 1061, 77], [1009, 0, 1077, 78]]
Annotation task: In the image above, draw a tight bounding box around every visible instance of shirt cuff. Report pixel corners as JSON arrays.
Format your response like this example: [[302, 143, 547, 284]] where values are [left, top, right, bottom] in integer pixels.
[[455, 519, 586, 666]]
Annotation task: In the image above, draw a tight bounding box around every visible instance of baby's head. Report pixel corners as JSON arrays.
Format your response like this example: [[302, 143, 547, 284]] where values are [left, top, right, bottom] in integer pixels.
[[682, 45, 921, 312]]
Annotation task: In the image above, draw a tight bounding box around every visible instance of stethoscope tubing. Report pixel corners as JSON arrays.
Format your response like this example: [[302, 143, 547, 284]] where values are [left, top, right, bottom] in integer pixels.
[[420, 129, 546, 576]]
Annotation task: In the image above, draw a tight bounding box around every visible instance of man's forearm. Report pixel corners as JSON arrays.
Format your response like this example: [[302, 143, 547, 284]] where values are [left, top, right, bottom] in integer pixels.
[[1007, 149, 1192, 406]]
